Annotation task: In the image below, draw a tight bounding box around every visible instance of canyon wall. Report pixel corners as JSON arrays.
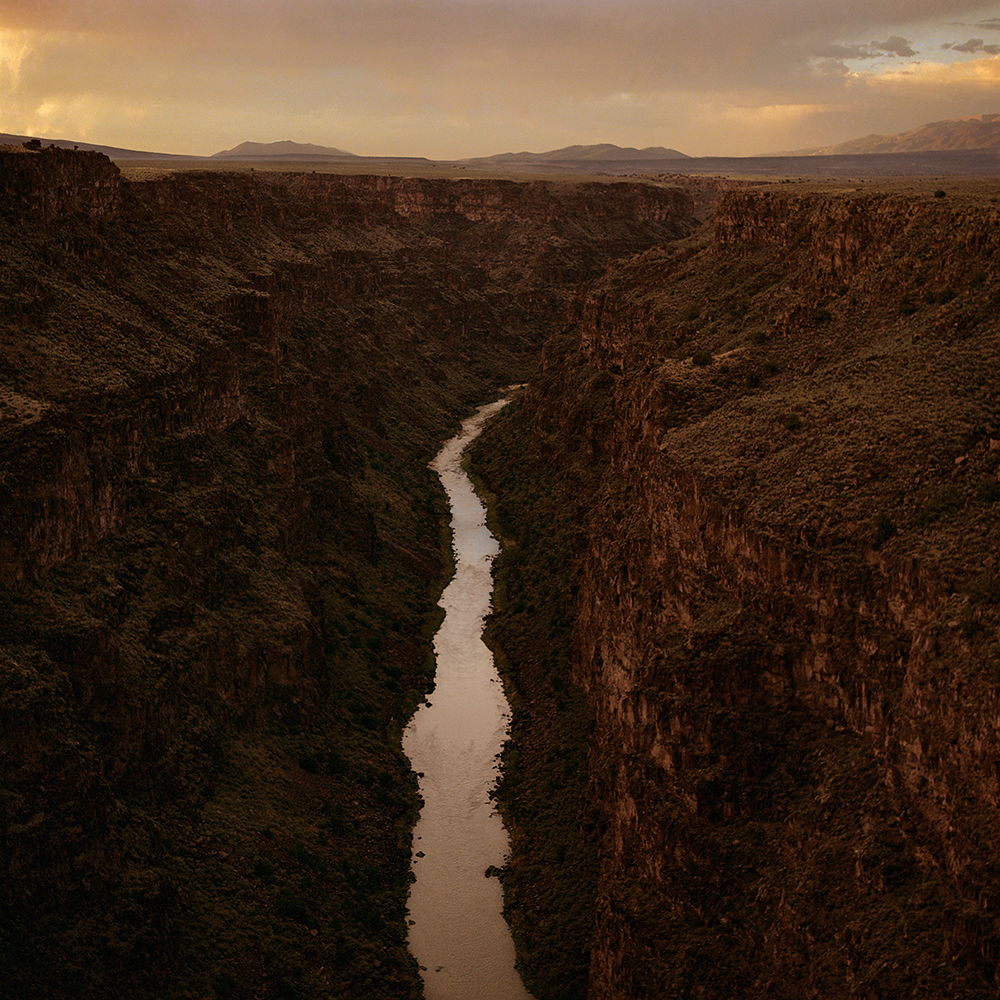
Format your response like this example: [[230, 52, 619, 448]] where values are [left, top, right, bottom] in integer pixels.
[[0, 145, 122, 222], [476, 180, 1000, 998], [0, 151, 695, 998]]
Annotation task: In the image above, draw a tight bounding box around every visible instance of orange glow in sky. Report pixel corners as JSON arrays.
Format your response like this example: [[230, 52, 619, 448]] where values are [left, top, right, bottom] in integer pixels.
[[1, 1, 998, 157]]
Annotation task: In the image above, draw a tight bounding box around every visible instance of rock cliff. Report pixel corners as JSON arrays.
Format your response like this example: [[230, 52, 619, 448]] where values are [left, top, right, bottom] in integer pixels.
[[0, 144, 121, 222], [474, 179, 1000, 998], [0, 151, 695, 998]]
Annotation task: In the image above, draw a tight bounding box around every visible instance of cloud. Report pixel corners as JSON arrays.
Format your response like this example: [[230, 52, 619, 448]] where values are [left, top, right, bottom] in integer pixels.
[[817, 42, 886, 60], [0, 27, 32, 89], [948, 37, 1000, 54], [816, 36, 917, 60], [815, 35, 918, 60], [1, 0, 999, 157], [811, 58, 852, 76], [876, 35, 918, 57]]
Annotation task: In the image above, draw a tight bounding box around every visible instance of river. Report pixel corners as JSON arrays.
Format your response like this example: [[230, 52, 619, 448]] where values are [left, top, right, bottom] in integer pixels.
[[402, 399, 535, 1000]]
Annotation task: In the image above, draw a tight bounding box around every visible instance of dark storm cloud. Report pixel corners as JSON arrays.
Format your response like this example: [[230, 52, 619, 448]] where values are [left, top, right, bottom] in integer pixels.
[[948, 37, 1000, 53], [815, 36, 916, 60], [876, 36, 918, 57]]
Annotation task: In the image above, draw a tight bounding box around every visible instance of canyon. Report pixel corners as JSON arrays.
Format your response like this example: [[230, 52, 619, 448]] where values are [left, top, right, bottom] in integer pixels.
[[0, 144, 693, 999], [3, 142, 1000, 999]]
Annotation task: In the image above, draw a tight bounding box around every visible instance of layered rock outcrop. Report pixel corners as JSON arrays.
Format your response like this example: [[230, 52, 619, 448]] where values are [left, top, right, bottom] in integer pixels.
[[0, 144, 122, 221]]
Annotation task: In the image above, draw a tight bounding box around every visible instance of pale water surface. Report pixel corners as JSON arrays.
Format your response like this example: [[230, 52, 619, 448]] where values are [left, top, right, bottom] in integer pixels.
[[402, 399, 535, 1000]]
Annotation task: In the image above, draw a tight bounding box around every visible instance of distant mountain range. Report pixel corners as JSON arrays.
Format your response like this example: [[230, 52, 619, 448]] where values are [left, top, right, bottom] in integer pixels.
[[780, 113, 1000, 156], [5, 117, 1000, 170], [468, 143, 690, 164], [211, 140, 357, 159]]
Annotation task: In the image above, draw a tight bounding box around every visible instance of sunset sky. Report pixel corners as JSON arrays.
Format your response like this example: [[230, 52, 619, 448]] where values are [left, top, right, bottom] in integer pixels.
[[1, 0, 999, 159]]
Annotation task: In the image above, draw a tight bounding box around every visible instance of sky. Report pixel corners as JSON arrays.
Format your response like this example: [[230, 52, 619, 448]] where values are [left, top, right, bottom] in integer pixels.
[[1, 0, 999, 159]]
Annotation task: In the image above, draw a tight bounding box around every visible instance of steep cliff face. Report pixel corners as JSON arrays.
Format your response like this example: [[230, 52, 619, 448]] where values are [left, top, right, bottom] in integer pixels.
[[1, 145, 122, 222], [0, 151, 695, 998], [478, 180, 1000, 998]]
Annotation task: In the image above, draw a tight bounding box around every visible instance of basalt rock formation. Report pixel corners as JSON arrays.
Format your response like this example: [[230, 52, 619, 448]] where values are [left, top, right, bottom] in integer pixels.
[[473, 179, 1000, 998], [0, 144, 122, 222], [0, 148, 695, 999]]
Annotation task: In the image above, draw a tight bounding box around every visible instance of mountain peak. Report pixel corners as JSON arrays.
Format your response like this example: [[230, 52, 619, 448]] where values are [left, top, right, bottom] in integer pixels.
[[469, 143, 690, 164], [787, 113, 1000, 156], [212, 140, 357, 159]]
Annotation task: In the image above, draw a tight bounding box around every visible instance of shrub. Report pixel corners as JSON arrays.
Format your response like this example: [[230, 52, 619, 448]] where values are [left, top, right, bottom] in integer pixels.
[[323, 747, 347, 775], [692, 350, 712, 367], [968, 570, 1000, 606], [926, 287, 958, 305], [276, 890, 314, 926], [782, 413, 802, 431], [961, 611, 982, 639], [873, 513, 897, 550], [934, 189, 946, 198], [975, 477, 1000, 504], [213, 972, 238, 999], [916, 484, 964, 526], [325, 803, 347, 836], [287, 841, 328, 872]]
